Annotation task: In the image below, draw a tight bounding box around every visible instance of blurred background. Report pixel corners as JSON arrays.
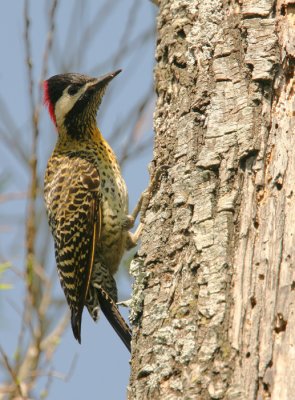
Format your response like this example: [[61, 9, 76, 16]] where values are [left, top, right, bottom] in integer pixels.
[[0, 1, 157, 399]]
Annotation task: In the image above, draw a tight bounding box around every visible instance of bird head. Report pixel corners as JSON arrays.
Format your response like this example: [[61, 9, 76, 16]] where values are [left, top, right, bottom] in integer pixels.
[[43, 70, 121, 137]]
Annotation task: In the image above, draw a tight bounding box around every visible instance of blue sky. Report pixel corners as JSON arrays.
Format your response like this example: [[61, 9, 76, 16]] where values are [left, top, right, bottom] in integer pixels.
[[0, 1, 157, 399]]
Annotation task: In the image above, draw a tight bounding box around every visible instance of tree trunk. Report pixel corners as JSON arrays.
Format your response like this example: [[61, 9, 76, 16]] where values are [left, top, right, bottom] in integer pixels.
[[128, 1, 294, 399]]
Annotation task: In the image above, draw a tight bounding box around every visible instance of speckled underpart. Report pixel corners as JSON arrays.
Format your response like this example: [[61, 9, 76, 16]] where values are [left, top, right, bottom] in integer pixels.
[[44, 130, 130, 340]]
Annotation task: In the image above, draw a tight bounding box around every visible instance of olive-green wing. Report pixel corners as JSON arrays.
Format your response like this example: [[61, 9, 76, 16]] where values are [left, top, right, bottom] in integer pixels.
[[46, 155, 101, 343]]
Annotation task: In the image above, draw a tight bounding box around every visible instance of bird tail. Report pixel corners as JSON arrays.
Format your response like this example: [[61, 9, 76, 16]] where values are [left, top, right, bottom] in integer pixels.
[[95, 285, 132, 352], [71, 310, 83, 344]]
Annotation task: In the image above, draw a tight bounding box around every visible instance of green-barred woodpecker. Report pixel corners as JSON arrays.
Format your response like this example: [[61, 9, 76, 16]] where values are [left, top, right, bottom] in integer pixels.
[[43, 70, 138, 352]]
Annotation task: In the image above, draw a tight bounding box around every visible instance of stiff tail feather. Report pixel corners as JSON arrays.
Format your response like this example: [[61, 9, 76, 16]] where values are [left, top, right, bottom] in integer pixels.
[[95, 285, 132, 352], [71, 310, 83, 344]]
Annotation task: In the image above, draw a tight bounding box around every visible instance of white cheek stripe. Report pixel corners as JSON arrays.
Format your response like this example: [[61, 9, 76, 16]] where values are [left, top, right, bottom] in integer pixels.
[[54, 83, 92, 128], [55, 89, 78, 128]]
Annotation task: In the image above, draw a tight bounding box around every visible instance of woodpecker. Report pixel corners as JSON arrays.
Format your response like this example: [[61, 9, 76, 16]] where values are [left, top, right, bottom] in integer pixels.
[[43, 70, 136, 351]]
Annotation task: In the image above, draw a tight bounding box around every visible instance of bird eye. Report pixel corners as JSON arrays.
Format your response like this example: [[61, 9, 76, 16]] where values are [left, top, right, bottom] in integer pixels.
[[68, 84, 80, 96]]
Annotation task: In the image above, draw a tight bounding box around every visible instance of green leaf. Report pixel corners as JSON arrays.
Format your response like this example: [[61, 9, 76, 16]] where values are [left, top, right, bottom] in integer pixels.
[[0, 262, 11, 274], [0, 262, 12, 291], [0, 283, 12, 290]]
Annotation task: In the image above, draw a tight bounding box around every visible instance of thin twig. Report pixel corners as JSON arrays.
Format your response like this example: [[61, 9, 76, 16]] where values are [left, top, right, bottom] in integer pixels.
[[118, 94, 154, 163], [38, 225, 51, 273], [120, 137, 153, 167], [16, 2, 59, 396], [108, 87, 154, 144], [24, 0, 38, 301], [76, 1, 117, 68], [89, 28, 154, 76], [0, 102, 29, 165], [0, 346, 24, 398], [39, 0, 58, 99], [0, 192, 28, 204], [40, 312, 70, 359], [112, 0, 140, 68], [32, 353, 77, 382]]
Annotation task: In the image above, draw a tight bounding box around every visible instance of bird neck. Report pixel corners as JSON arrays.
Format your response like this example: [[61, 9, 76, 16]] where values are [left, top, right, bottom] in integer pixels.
[[55, 124, 106, 152]]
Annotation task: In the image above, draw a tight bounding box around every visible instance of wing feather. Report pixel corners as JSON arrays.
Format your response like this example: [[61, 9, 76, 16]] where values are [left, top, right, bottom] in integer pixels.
[[46, 154, 101, 343]]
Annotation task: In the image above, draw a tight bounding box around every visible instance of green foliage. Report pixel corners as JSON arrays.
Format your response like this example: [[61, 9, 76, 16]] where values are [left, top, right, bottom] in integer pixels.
[[0, 262, 12, 290]]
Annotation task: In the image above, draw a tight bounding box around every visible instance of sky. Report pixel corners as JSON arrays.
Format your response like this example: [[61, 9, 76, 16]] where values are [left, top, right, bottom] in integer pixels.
[[0, 1, 157, 399]]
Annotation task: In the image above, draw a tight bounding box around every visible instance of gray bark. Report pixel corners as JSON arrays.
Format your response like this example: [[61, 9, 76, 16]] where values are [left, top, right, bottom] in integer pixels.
[[129, 1, 294, 399]]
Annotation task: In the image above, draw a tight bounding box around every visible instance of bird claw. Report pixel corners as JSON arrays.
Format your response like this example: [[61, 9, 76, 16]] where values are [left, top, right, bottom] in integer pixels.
[[117, 299, 132, 308], [122, 215, 135, 230], [139, 165, 169, 220]]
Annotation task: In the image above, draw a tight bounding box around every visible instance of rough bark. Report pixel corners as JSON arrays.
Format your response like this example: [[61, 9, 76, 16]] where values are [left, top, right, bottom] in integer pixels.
[[129, 1, 294, 399]]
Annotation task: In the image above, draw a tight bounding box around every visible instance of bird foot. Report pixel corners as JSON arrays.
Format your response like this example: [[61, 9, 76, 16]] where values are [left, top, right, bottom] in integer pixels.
[[124, 166, 168, 250], [122, 215, 135, 230], [117, 299, 132, 308], [134, 165, 168, 222]]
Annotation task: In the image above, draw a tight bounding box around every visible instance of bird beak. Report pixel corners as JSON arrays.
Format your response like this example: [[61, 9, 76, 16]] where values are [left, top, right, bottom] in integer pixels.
[[91, 69, 122, 89]]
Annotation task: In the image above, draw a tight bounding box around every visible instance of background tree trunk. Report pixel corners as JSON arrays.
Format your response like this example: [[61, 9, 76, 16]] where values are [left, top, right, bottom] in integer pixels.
[[129, 0, 294, 399]]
